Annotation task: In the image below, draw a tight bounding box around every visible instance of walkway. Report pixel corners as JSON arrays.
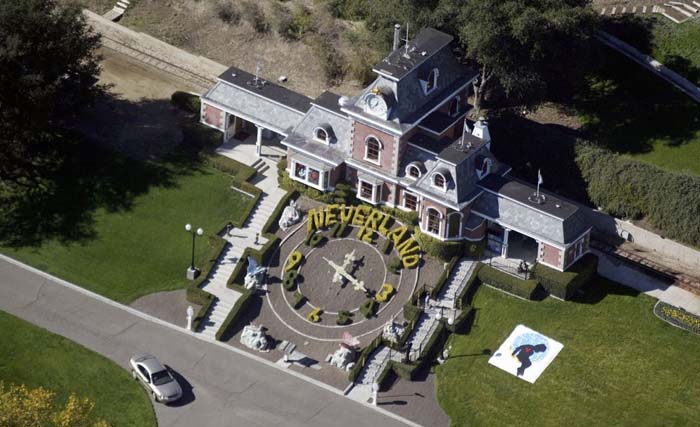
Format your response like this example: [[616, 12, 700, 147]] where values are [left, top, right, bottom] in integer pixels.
[[197, 144, 287, 339], [596, 250, 700, 316], [0, 255, 412, 427], [596, 30, 700, 103]]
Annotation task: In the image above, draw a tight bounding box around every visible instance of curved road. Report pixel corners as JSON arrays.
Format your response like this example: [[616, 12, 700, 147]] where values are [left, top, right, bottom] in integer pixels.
[[0, 256, 413, 427]]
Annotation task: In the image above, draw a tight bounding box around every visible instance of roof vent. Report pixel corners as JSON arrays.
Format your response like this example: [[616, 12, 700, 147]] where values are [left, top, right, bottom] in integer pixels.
[[421, 51, 427, 56], [231, 72, 237, 78], [555, 203, 561, 208], [338, 96, 352, 107]]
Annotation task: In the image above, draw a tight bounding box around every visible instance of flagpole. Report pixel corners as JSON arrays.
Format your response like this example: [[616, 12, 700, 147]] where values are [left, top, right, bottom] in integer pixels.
[[536, 169, 541, 199]]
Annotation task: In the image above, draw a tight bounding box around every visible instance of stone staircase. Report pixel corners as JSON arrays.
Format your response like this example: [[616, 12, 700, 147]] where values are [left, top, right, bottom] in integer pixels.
[[438, 259, 477, 307], [195, 156, 288, 339], [406, 313, 440, 362]]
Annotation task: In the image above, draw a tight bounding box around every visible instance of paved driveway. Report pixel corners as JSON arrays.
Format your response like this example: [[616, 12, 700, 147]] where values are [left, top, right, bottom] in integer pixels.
[[0, 256, 412, 427]]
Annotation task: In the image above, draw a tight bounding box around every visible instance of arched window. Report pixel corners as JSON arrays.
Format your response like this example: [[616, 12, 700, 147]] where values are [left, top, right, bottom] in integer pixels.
[[313, 127, 329, 144], [449, 97, 461, 117], [408, 165, 421, 179], [447, 213, 462, 238], [477, 157, 492, 179], [427, 208, 441, 235], [426, 69, 438, 93], [433, 173, 445, 189], [365, 136, 382, 163]]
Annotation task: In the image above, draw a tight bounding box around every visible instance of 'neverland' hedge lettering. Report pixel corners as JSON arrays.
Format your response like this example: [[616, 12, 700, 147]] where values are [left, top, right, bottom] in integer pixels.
[[308, 205, 420, 268]]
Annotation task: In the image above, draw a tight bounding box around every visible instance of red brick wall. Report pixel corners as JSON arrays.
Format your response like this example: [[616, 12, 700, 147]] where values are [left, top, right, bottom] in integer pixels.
[[541, 244, 563, 269], [382, 183, 393, 203], [202, 103, 224, 129], [463, 220, 486, 240], [351, 121, 396, 173], [330, 164, 345, 187], [564, 246, 576, 267]]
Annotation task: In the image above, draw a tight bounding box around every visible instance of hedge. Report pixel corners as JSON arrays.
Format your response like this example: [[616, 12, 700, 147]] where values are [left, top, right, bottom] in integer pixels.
[[215, 286, 254, 341], [430, 257, 459, 298], [446, 306, 475, 334], [403, 299, 422, 323], [414, 228, 464, 261], [477, 265, 543, 300], [388, 257, 402, 274], [360, 299, 378, 318], [533, 253, 598, 300], [576, 142, 700, 248], [381, 238, 393, 254], [418, 321, 447, 362], [278, 161, 358, 205], [348, 334, 384, 382], [336, 310, 352, 325], [170, 91, 201, 114], [292, 291, 306, 309], [654, 301, 700, 335], [202, 154, 257, 182], [283, 270, 299, 291]]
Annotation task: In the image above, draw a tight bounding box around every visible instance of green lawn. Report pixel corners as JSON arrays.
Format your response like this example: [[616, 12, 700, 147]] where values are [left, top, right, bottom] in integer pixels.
[[437, 279, 700, 426], [0, 310, 156, 426], [575, 42, 700, 176], [651, 19, 700, 74], [0, 150, 255, 303]]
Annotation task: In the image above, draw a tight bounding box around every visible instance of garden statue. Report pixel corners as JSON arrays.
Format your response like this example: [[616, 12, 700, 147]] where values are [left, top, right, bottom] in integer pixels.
[[382, 320, 404, 344], [240, 324, 270, 352], [244, 257, 267, 290], [278, 199, 301, 231], [329, 344, 355, 370]]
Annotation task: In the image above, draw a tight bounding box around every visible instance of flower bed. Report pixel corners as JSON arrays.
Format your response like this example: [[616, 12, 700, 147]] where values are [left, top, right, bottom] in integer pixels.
[[654, 301, 700, 335]]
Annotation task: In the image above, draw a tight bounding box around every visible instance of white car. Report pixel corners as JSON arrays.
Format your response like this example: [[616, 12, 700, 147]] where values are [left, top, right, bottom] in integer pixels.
[[129, 354, 183, 403]]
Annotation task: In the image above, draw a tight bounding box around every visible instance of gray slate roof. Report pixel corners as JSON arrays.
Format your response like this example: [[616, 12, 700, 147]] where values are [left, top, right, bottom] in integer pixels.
[[281, 105, 352, 167], [218, 66, 312, 113], [373, 28, 454, 81], [472, 175, 590, 246]]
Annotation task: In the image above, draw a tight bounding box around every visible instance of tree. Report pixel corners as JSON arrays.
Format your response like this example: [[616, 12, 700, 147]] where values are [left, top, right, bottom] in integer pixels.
[[0, 382, 110, 427], [454, 0, 597, 116], [0, 0, 102, 186]]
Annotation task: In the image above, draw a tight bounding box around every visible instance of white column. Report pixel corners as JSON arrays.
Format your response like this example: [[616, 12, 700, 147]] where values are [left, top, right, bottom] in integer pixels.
[[501, 228, 510, 258], [256, 125, 263, 157]]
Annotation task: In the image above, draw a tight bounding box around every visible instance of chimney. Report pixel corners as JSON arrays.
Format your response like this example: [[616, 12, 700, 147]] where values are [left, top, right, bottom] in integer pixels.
[[472, 117, 491, 144], [393, 24, 401, 51]]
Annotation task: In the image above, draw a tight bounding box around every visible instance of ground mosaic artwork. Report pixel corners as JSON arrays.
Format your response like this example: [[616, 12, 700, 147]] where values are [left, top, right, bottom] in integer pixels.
[[488, 324, 564, 384]]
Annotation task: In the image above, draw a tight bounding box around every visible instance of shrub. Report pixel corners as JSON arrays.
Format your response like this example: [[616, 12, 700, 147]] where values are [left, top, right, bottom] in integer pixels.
[[348, 334, 383, 382], [307, 232, 324, 247], [477, 265, 543, 300], [292, 291, 306, 309], [268, 2, 293, 39], [533, 253, 598, 300], [403, 300, 421, 322], [464, 238, 486, 259], [215, 286, 254, 341], [283, 270, 299, 291], [289, 2, 315, 41], [336, 222, 348, 237], [430, 257, 458, 298], [240, 1, 268, 33], [329, 222, 341, 238], [202, 154, 257, 182], [171, 91, 200, 114], [336, 310, 352, 325], [360, 299, 378, 318], [576, 143, 700, 248], [180, 122, 222, 152], [381, 238, 393, 254], [308, 307, 322, 322], [389, 361, 417, 381], [388, 257, 402, 274], [414, 228, 464, 261], [216, 1, 240, 24]]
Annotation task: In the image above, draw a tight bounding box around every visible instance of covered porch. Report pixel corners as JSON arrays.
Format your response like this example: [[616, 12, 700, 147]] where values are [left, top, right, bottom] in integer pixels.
[[483, 223, 539, 279]]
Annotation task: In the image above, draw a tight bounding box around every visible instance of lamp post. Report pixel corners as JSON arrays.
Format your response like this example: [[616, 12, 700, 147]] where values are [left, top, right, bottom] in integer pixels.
[[185, 223, 204, 280]]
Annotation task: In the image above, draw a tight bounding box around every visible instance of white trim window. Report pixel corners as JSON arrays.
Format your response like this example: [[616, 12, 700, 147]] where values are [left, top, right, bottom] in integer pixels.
[[403, 192, 418, 211], [406, 164, 422, 180], [292, 160, 327, 191], [476, 158, 492, 180], [420, 68, 439, 95], [433, 172, 446, 190], [313, 127, 330, 144], [425, 208, 442, 236], [364, 136, 382, 165], [357, 179, 381, 204], [446, 212, 462, 239]]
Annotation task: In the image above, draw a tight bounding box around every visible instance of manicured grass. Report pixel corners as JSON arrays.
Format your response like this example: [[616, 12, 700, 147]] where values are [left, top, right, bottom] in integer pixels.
[[1, 156, 255, 303], [0, 310, 156, 426], [651, 19, 700, 73], [437, 279, 700, 426], [575, 43, 700, 175]]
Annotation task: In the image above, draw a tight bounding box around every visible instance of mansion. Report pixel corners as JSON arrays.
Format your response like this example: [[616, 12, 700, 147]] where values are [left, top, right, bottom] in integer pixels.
[[199, 27, 591, 272]]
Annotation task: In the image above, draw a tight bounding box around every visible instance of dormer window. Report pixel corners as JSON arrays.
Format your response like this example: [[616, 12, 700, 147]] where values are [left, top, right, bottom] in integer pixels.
[[313, 126, 330, 144], [420, 68, 439, 95], [449, 96, 461, 117], [405, 161, 423, 179], [476, 157, 492, 180], [433, 173, 445, 189]]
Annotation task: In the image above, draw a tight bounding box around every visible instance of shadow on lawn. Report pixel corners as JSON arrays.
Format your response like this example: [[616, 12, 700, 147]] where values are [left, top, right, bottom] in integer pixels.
[[570, 276, 642, 305], [0, 95, 218, 248]]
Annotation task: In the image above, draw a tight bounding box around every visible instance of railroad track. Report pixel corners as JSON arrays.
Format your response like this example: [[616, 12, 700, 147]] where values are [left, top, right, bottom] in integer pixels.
[[100, 33, 215, 92]]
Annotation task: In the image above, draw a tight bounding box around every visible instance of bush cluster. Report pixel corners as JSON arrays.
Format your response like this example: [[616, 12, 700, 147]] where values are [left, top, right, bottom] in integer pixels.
[[216, 1, 240, 24], [414, 228, 463, 261], [533, 253, 598, 300], [278, 161, 356, 205], [283, 270, 299, 291], [308, 35, 346, 86], [240, 1, 268, 33], [576, 143, 700, 248], [388, 257, 402, 274], [336, 310, 352, 325], [292, 291, 306, 309], [359, 298, 377, 318], [170, 91, 201, 114], [477, 265, 543, 300]]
